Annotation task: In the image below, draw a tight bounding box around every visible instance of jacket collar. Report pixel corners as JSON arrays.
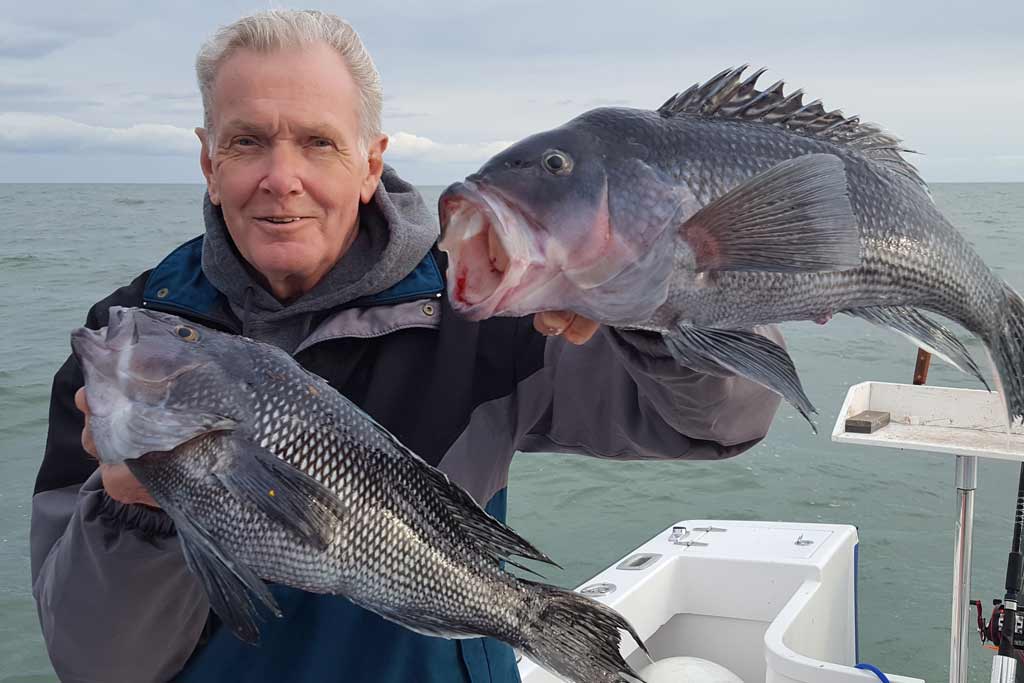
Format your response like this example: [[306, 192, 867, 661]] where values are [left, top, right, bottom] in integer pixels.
[[142, 236, 445, 339]]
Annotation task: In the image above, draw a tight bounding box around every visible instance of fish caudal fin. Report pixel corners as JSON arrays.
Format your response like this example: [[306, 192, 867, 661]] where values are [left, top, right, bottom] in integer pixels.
[[128, 457, 281, 644], [845, 306, 989, 390], [665, 324, 818, 431], [520, 580, 648, 683], [989, 284, 1024, 423]]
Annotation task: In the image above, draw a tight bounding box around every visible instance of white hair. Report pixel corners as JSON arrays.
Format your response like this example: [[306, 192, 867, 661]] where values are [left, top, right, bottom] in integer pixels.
[[196, 9, 382, 155]]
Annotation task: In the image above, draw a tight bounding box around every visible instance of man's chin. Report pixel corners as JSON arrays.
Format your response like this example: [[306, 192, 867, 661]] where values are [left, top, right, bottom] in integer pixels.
[[244, 247, 332, 300]]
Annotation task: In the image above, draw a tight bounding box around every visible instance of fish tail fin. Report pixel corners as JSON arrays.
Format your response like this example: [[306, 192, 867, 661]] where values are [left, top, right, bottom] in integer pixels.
[[519, 580, 648, 683], [989, 284, 1024, 423]]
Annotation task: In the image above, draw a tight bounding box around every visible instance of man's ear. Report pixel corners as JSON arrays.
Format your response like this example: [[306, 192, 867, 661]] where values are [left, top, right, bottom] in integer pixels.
[[360, 134, 389, 204], [196, 128, 220, 205]]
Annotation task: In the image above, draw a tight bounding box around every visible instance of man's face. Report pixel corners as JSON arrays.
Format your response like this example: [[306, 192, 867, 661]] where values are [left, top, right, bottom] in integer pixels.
[[197, 42, 386, 299]]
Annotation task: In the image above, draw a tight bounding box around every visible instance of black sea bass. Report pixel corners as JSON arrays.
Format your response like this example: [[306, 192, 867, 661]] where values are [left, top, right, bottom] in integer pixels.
[[439, 66, 1024, 428], [71, 306, 648, 683]]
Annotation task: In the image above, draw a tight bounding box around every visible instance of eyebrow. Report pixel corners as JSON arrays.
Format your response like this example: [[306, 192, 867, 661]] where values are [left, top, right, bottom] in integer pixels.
[[218, 119, 345, 141]]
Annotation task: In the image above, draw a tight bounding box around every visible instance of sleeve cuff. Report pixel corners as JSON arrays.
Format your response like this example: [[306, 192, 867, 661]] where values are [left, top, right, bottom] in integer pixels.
[[80, 470, 176, 539]]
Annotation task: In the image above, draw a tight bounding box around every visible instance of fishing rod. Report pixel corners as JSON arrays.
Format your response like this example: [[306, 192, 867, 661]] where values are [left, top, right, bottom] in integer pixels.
[[912, 349, 1024, 681], [989, 463, 1024, 682]]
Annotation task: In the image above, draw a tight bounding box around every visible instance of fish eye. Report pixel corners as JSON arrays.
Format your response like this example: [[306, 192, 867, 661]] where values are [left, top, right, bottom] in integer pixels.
[[541, 150, 573, 176], [174, 325, 200, 342]]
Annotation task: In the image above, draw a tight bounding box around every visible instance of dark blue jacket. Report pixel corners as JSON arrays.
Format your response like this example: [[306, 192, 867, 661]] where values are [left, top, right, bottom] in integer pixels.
[[31, 237, 780, 683]]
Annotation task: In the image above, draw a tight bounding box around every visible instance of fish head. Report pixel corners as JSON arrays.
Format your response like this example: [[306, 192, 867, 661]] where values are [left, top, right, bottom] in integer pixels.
[[439, 114, 689, 323], [71, 306, 241, 463]]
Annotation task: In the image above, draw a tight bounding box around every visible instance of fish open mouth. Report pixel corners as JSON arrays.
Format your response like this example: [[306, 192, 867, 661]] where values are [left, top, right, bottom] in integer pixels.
[[438, 181, 536, 319]]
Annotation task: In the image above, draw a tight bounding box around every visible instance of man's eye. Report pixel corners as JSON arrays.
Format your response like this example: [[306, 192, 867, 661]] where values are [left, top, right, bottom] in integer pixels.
[[311, 138, 334, 148], [234, 136, 258, 147]]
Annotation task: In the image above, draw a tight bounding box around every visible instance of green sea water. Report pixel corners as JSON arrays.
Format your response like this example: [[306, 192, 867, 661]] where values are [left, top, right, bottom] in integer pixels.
[[1, 183, 1023, 682]]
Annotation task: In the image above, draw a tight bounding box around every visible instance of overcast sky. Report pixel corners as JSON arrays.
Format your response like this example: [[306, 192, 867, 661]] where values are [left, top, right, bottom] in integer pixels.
[[0, 0, 1021, 185]]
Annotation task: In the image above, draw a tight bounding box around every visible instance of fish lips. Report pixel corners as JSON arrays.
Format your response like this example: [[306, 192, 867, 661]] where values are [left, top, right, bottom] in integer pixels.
[[71, 308, 140, 410], [71, 306, 138, 360], [438, 180, 545, 320]]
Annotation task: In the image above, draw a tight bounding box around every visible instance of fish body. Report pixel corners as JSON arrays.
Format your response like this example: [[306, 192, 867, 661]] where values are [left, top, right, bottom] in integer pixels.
[[439, 66, 1024, 427], [71, 306, 646, 683]]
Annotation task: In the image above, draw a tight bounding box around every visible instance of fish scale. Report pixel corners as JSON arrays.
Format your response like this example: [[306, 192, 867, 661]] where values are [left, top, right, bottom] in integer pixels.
[[72, 306, 649, 683]]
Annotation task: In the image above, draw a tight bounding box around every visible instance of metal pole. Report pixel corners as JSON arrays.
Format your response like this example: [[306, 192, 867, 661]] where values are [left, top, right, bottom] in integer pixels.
[[991, 653, 1016, 683], [951, 455, 978, 683]]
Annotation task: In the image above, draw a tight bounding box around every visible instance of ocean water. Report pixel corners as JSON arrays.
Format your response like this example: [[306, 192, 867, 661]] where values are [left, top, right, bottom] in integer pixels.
[[1, 182, 1023, 682]]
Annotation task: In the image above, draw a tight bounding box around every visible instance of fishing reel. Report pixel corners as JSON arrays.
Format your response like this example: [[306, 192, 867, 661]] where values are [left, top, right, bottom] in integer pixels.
[[972, 599, 1024, 648], [971, 599, 1024, 663]]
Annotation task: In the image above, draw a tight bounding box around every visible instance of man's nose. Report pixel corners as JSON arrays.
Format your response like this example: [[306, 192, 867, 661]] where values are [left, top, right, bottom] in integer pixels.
[[259, 143, 304, 196]]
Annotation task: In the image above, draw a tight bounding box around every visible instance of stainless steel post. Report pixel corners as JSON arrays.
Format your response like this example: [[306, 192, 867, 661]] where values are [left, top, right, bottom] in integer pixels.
[[991, 653, 1016, 683], [951, 455, 978, 683]]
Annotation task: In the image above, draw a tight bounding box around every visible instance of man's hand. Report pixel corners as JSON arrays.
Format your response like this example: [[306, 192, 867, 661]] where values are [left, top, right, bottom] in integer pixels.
[[533, 311, 600, 345], [75, 387, 160, 508]]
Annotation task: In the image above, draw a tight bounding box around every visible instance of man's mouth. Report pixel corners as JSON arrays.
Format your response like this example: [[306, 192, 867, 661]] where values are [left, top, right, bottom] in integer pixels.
[[258, 216, 308, 225]]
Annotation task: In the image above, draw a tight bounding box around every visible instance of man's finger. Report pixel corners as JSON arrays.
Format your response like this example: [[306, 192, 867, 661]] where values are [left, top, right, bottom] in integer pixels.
[[75, 387, 98, 458], [563, 316, 600, 345], [74, 387, 89, 415], [534, 310, 576, 336], [533, 310, 601, 345]]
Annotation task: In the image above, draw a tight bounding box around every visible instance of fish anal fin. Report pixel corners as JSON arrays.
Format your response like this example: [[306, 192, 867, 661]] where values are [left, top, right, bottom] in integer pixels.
[[680, 154, 861, 274], [664, 325, 818, 432], [844, 306, 989, 390]]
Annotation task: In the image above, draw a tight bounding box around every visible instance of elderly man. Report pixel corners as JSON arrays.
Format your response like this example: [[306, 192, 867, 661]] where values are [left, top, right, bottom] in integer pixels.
[[30, 9, 780, 683]]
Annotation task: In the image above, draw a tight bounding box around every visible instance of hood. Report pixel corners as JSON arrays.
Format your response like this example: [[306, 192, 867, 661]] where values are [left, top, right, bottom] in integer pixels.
[[200, 165, 439, 352]]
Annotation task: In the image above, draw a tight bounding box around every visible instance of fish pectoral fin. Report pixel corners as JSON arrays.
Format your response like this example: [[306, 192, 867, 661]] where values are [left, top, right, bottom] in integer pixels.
[[664, 325, 818, 431], [214, 439, 347, 551], [679, 153, 861, 273], [843, 306, 990, 390], [127, 458, 280, 644]]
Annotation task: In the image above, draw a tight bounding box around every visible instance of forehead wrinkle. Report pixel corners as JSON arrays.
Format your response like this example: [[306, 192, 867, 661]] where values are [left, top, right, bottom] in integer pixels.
[[219, 116, 345, 141]]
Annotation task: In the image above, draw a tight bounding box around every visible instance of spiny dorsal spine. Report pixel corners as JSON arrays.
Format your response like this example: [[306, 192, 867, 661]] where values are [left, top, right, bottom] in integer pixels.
[[658, 65, 925, 188]]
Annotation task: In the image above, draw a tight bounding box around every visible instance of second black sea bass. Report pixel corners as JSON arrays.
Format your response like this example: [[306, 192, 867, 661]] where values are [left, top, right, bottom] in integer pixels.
[[71, 306, 647, 683], [439, 66, 1024, 428]]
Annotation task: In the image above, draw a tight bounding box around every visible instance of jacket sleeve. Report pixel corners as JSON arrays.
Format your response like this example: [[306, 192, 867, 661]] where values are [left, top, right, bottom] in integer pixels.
[[517, 325, 784, 460], [30, 284, 210, 683]]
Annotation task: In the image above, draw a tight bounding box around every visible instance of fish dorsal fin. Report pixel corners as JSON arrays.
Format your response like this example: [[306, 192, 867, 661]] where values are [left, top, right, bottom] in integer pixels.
[[657, 65, 925, 188]]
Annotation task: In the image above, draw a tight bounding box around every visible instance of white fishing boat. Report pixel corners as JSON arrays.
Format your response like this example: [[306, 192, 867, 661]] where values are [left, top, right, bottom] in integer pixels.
[[518, 380, 1024, 683]]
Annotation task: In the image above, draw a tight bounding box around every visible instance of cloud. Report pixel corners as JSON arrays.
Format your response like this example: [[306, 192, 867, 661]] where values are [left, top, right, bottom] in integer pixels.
[[0, 117, 506, 162], [0, 11, 139, 60], [0, 80, 62, 97], [0, 79, 103, 115], [0, 24, 70, 59], [386, 131, 511, 163], [384, 109, 429, 120], [0, 113, 196, 155]]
